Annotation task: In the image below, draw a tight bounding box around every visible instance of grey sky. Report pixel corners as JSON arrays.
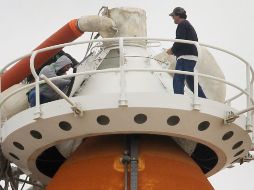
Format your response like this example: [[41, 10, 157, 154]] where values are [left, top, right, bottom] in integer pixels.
[[1, 0, 254, 189]]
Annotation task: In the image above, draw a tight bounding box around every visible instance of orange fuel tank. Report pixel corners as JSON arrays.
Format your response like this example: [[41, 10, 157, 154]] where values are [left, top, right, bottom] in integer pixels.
[[46, 135, 214, 190]]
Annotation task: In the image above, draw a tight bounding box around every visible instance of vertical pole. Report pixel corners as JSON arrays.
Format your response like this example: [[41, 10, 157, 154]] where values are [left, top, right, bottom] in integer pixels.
[[193, 70, 199, 109], [122, 135, 130, 190], [193, 42, 201, 110], [251, 80, 254, 147], [246, 64, 252, 132], [130, 135, 138, 190], [30, 52, 41, 119], [119, 37, 128, 106], [249, 74, 254, 149], [34, 78, 41, 118], [124, 161, 128, 190]]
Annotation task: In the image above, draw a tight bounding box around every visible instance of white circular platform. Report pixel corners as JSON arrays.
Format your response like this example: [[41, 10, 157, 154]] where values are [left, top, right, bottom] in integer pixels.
[[1, 93, 252, 184]]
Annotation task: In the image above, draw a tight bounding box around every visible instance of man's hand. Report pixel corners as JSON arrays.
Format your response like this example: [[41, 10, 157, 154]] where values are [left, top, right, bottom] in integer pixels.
[[166, 48, 173, 55]]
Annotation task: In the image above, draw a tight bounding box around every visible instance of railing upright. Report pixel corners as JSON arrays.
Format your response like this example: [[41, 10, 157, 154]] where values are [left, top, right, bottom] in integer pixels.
[[30, 51, 41, 119], [246, 64, 253, 131], [193, 42, 202, 110], [119, 37, 128, 106], [251, 80, 254, 144]]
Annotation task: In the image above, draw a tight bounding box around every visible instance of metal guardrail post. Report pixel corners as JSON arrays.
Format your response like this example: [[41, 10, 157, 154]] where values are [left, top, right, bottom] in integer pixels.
[[119, 37, 128, 106], [193, 42, 201, 110], [30, 51, 41, 119], [251, 81, 254, 145], [246, 64, 253, 132], [193, 69, 199, 110]]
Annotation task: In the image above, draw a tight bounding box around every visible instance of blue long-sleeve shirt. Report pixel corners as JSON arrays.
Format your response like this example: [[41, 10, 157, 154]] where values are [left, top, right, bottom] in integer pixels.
[[171, 20, 198, 57]]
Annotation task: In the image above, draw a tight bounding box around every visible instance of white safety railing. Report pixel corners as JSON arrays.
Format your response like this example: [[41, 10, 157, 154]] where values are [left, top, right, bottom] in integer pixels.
[[1, 37, 254, 132]]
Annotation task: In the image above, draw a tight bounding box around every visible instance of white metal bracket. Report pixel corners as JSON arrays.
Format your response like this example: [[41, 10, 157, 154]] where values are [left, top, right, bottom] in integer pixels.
[[224, 111, 239, 125], [71, 103, 83, 117], [192, 102, 201, 110], [241, 152, 254, 163], [33, 110, 41, 120], [119, 99, 128, 107]]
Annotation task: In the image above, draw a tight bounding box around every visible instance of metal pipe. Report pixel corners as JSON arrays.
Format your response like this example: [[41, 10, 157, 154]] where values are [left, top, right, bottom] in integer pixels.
[[124, 162, 128, 190], [199, 42, 254, 83], [130, 135, 138, 190], [0, 53, 31, 74], [235, 106, 254, 116], [30, 51, 41, 118], [1, 19, 84, 91], [40, 75, 76, 107], [193, 42, 201, 110], [193, 70, 199, 109], [225, 91, 245, 104]]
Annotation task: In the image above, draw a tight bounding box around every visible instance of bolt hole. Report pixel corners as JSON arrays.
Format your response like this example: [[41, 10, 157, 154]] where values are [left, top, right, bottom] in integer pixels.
[[134, 114, 147, 124], [167, 116, 180, 126], [198, 121, 210, 131], [232, 141, 243, 150], [222, 131, 234, 141], [13, 142, 24, 150], [30, 130, 42, 139], [231, 158, 240, 164], [97, 115, 110, 125], [234, 149, 245, 157], [9, 153, 19, 160], [59, 121, 72, 131]]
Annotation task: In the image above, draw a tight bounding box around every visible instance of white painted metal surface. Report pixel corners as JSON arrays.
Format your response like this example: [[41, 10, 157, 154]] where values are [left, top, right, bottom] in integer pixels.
[[1, 93, 251, 184], [1, 37, 254, 185]]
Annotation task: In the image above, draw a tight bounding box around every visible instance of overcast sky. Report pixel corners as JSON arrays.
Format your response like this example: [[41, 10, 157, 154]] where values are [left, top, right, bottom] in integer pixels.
[[1, 0, 254, 189]]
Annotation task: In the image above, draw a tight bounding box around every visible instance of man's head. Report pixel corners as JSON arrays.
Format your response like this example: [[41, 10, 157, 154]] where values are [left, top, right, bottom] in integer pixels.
[[169, 7, 187, 24], [52, 55, 72, 75], [58, 64, 71, 75]]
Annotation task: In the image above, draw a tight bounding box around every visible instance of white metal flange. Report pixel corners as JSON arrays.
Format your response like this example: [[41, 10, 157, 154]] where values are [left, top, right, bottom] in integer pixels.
[[1, 93, 252, 184]]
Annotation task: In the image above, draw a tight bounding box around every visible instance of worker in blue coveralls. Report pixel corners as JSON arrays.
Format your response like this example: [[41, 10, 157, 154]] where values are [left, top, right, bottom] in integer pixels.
[[167, 7, 206, 98], [27, 55, 72, 107]]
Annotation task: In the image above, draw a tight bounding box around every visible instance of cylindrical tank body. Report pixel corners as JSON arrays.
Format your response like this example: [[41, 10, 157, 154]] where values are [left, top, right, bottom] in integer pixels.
[[46, 135, 214, 190], [78, 46, 172, 96]]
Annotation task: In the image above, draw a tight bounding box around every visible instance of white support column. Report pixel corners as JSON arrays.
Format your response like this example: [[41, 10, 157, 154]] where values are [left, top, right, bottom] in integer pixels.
[[119, 37, 128, 107]]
